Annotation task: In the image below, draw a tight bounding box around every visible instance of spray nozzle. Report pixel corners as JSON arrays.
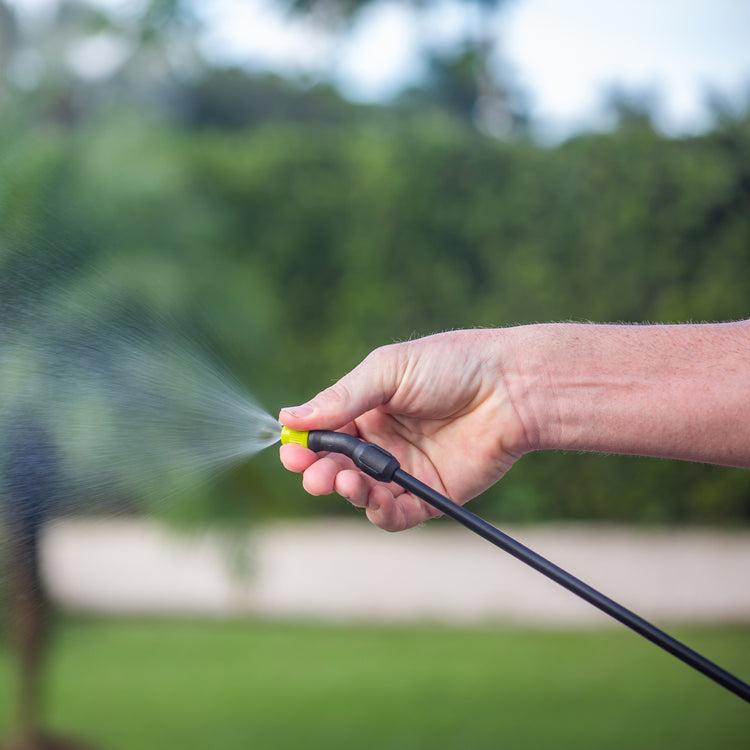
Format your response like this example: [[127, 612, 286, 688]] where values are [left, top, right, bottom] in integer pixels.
[[280, 426, 309, 448], [280, 427, 401, 483]]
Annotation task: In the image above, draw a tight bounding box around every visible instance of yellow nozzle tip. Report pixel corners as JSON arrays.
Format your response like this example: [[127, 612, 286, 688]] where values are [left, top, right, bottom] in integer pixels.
[[280, 426, 309, 448]]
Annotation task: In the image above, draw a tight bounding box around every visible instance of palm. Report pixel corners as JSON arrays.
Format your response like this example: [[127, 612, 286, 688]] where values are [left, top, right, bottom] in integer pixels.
[[358, 400, 516, 501]]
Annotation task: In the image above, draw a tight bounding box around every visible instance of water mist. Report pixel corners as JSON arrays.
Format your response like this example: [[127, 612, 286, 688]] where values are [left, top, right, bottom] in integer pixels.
[[0, 247, 280, 523]]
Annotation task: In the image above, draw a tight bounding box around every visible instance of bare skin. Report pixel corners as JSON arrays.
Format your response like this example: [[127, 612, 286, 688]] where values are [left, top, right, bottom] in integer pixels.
[[279, 321, 750, 531]]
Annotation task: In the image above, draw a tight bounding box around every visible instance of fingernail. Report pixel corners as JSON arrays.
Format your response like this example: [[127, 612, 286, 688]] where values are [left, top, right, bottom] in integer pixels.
[[367, 498, 380, 512], [281, 404, 313, 418]]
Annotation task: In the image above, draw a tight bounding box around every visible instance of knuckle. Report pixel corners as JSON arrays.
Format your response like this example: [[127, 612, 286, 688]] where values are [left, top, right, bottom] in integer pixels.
[[302, 469, 328, 496], [319, 383, 349, 405]]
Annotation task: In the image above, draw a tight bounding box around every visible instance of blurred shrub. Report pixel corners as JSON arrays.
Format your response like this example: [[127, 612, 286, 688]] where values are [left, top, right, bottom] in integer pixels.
[[1, 106, 749, 524]]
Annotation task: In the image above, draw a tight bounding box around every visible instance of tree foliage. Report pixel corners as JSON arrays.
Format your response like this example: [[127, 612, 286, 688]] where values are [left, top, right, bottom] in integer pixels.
[[2, 99, 749, 525], [0, 0, 749, 525]]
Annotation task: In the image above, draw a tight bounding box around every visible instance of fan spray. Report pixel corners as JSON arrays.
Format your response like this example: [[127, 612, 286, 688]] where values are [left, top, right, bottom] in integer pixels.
[[280, 426, 750, 704]]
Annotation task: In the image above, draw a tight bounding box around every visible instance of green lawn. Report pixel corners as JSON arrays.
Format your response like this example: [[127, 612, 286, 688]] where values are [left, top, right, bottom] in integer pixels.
[[1, 619, 748, 749]]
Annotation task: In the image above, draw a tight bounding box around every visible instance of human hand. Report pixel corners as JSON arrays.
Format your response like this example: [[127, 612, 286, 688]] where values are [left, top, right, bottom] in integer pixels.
[[279, 329, 531, 531]]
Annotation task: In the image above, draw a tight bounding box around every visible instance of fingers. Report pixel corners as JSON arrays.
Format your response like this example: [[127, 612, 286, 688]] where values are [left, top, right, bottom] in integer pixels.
[[282, 445, 382, 504], [278, 345, 405, 431], [279, 444, 348, 495], [333, 469, 371, 507], [278, 443, 318, 473], [279, 443, 437, 531], [368, 488, 440, 532]]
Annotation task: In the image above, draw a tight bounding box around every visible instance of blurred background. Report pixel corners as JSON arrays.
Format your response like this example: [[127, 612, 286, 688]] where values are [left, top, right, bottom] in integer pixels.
[[0, 0, 749, 748]]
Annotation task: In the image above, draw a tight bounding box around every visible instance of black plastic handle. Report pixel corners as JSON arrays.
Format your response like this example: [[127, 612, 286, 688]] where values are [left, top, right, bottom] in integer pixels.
[[307, 430, 400, 483]]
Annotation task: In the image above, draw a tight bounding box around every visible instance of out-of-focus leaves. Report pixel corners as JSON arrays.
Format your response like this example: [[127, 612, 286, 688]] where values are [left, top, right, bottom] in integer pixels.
[[1, 100, 749, 525]]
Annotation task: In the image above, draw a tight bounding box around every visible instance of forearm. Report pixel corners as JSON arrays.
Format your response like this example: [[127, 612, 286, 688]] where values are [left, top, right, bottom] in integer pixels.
[[507, 320, 750, 468]]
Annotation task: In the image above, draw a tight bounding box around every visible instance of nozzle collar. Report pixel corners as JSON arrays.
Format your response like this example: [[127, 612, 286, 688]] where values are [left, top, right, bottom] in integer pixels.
[[280, 426, 309, 448]]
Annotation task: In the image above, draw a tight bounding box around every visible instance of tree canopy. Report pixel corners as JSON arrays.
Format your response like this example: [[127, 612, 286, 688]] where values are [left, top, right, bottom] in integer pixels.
[[1, 0, 749, 525]]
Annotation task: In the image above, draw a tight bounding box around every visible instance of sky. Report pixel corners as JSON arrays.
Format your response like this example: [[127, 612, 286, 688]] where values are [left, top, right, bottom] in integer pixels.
[[195, 0, 750, 140], [9, 0, 750, 140], [503, 0, 750, 139]]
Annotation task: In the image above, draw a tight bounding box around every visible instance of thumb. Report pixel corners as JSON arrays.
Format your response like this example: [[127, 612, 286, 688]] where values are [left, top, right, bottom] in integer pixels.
[[278, 346, 402, 431]]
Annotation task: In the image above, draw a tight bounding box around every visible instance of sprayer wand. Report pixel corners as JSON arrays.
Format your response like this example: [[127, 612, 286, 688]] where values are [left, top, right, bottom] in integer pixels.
[[281, 426, 750, 704]]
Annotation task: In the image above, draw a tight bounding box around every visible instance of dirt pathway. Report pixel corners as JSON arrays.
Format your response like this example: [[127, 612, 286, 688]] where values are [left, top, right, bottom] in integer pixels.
[[42, 518, 750, 626]]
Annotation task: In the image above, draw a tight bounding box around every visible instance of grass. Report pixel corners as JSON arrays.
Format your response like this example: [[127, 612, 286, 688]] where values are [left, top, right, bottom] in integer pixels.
[[1, 618, 748, 749]]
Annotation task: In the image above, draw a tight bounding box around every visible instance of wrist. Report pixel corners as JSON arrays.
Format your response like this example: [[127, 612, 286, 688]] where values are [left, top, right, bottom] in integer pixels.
[[508, 320, 750, 467], [500, 324, 560, 454], [509, 322, 669, 456]]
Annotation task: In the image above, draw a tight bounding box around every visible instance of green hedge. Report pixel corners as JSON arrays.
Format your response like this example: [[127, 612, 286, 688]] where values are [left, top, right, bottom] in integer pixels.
[[2, 111, 749, 523]]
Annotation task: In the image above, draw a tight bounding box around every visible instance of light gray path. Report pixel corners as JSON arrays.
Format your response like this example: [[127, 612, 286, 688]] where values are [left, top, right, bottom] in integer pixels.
[[41, 518, 750, 626]]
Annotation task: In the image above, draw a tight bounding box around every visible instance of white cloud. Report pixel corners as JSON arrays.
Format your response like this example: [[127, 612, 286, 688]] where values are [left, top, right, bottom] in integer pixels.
[[66, 32, 132, 80], [196, 0, 334, 74], [10, 0, 750, 137], [334, 2, 422, 100], [504, 0, 750, 137]]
